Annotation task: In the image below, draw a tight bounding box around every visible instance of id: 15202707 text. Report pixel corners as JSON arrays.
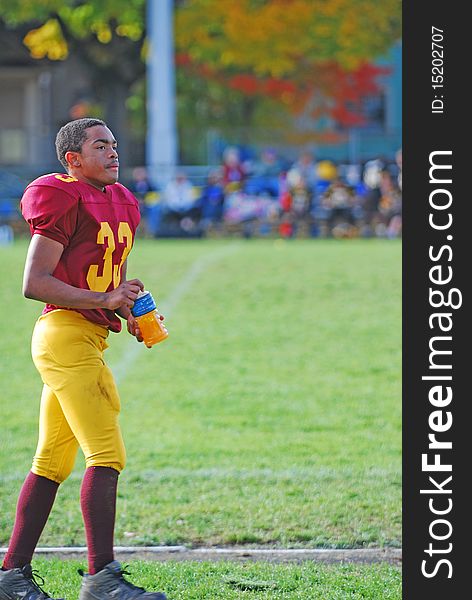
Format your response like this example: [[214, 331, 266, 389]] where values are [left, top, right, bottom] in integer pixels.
[[432, 26, 445, 114]]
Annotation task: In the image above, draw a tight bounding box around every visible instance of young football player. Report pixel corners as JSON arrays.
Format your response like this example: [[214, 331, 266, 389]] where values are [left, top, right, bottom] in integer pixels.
[[0, 118, 167, 600]]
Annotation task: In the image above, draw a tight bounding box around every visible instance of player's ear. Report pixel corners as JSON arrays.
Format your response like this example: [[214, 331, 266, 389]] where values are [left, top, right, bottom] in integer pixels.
[[65, 151, 81, 168]]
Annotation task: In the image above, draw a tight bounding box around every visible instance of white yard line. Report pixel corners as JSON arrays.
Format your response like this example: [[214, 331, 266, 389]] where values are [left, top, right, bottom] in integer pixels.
[[0, 546, 402, 564], [0, 466, 399, 483]]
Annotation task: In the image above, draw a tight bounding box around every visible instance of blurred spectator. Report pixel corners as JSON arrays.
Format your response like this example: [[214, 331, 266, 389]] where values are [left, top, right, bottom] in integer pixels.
[[248, 147, 284, 197], [278, 168, 312, 238], [285, 168, 311, 217], [378, 169, 402, 238], [162, 171, 200, 232], [359, 159, 383, 237], [199, 169, 225, 232], [291, 150, 318, 194], [278, 173, 294, 238], [223, 191, 274, 231], [319, 177, 357, 238], [314, 159, 338, 201], [130, 167, 162, 237], [221, 146, 246, 193], [395, 148, 402, 191], [130, 166, 154, 197]]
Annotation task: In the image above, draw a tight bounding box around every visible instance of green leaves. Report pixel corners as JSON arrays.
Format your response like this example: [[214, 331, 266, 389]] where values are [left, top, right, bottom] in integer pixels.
[[1, 0, 146, 50]]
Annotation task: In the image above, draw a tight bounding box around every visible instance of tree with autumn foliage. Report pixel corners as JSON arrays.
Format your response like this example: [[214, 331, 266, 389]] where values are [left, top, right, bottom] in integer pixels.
[[0, 0, 146, 162], [174, 0, 401, 148]]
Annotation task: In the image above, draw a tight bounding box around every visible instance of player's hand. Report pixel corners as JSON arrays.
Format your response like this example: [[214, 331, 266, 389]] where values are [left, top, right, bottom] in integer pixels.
[[126, 312, 165, 344], [126, 313, 144, 342], [104, 279, 144, 310]]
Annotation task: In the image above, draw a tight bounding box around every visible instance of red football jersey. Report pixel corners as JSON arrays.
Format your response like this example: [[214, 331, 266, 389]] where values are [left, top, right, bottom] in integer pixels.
[[21, 173, 141, 332]]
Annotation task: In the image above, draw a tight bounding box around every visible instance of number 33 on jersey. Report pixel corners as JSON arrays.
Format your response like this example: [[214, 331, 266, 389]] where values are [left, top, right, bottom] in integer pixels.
[[20, 173, 141, 332], [86, 221, 133, 292]]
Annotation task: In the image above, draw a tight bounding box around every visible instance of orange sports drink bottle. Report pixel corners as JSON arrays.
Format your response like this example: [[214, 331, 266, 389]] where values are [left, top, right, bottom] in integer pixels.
[[131, 290, 168, 348]]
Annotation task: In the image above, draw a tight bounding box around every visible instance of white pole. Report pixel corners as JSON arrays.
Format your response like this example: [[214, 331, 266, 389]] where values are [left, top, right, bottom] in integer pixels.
[[146, 0, 178, 187]]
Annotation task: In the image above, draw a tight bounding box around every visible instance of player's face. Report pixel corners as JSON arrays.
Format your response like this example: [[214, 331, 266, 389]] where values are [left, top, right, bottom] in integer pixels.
[[76, 125, 120, 189]]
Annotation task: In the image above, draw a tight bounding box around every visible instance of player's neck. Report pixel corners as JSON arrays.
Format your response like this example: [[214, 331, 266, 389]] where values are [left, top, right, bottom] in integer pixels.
[[67, 171, 107, 192]]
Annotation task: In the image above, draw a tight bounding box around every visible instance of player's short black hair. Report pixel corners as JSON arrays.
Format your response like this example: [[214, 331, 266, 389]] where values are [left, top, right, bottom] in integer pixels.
[[55, 118, 107, 170]]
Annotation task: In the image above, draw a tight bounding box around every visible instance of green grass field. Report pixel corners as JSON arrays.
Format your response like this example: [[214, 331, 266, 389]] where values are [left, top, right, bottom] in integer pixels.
[[0, 238, 401, 597], [29, 558, 401, 599]]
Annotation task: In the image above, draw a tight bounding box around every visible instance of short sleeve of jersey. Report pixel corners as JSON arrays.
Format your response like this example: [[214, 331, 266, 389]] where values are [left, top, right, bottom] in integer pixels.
[[21, 183, 79, 248]]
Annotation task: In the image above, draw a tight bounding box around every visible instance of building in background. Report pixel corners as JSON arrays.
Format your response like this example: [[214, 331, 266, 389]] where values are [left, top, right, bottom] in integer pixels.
[[0, 23, 96, 176]]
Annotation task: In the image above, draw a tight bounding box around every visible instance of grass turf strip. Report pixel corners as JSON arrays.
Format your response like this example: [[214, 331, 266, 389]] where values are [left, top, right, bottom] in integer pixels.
[[31, 559, 402, 599]]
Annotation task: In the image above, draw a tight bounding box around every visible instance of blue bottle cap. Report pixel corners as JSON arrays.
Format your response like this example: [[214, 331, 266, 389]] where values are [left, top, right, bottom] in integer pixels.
[[131, 291, 157, 317]]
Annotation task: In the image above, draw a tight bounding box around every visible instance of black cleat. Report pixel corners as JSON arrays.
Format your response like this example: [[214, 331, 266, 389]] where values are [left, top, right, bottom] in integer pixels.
[[78, 561, 167, 599], [0, 564, 63, 599]]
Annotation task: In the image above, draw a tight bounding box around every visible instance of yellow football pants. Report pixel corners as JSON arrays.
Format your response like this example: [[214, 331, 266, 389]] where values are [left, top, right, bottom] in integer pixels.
[[30, 310, 126, 483]]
